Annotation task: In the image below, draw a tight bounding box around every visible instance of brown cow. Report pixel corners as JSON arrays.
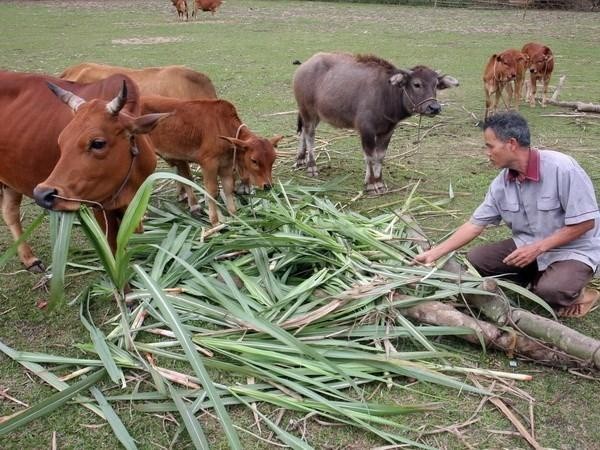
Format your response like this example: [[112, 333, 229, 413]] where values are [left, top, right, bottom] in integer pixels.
[[0, 71, 167, 271], [521, 42, 554, 107], [141, 95, 281, 225], [483, 49, 527, 119], [171, 0, 188, 20], [60, 63, 217, 100], [192, 0, 222, 18]]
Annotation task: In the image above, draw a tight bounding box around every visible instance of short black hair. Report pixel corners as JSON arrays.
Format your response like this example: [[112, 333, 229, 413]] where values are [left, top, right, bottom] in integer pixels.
[[482, 112, 531, 147]]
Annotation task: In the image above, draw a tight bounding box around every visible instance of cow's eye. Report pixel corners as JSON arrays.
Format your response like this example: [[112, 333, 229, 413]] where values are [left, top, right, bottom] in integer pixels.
[[90, 139, 106, 151], [251, 158, 258, 165], [413, 81, 422, 88]]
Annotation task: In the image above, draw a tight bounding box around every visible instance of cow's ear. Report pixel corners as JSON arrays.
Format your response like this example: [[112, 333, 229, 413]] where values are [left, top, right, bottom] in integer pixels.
[[219, 135, 248, 150], [438, 75, 459, 90], [131, 112, 171, 135], [270, 135, 284, 147], [389, 69, 411, 86]]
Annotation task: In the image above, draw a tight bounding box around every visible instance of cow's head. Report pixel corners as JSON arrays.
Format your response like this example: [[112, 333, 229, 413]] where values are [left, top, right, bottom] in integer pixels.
[[33, 82, 168, 211], [528, 47, 553, 74], [490, 51, 525, 82], [389, 66, 459, 116], [219, 134, 281, 190]]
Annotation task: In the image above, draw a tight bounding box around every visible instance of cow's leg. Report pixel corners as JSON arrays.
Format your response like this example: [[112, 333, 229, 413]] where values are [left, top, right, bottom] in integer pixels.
[[200, 162, 220, 226], [170, 160, 201, 215], [541, 74, 551, 107], [361, 129, 387, 194], [504, 83, 514, 110], [514, 77, 524, 110], [528, 74, 537, 107], [1, 185, 43, 272], [219, 166, 237, 216], [295, 114, 319, 177]]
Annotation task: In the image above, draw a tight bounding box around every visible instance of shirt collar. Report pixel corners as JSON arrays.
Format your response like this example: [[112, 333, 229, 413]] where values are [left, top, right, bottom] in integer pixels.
[[507, 148, 540, 183]]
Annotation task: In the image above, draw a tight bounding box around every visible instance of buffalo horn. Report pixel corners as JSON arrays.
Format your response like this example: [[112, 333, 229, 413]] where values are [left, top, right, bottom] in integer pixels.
[[47, 82, 86, 112], [106, 81, 128, 115]]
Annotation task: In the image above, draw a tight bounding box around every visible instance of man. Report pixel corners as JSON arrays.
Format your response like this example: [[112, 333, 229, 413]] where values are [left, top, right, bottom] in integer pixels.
[[414, 112, 600, 318]]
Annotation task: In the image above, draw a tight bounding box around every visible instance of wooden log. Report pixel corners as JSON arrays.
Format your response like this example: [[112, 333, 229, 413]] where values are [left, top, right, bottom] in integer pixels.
[[546, 99, 600, 113]]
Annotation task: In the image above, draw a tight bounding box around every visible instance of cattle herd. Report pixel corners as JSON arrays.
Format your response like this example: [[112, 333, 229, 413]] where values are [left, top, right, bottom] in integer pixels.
[[0, 27, 554, 272], [170, 0, 223, 21], [483, 42, 554, 118]]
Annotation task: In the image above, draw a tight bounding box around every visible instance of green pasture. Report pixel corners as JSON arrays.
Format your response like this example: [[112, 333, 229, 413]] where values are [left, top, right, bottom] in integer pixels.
[[1, 0, 599, 448]]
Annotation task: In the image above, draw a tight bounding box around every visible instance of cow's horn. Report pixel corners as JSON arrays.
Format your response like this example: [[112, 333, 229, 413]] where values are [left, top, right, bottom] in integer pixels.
[[106, 80, 128, 115], [47, 82, 86, 112]]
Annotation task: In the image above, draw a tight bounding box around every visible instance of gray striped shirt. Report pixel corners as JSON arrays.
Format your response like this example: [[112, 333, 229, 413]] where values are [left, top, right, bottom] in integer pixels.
[[470, 149, 600, 272]]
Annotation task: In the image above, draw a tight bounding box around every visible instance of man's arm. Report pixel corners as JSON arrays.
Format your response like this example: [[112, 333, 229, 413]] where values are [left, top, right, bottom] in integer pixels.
[[503, 219, 595, 268], [413, 222, 486, 265]]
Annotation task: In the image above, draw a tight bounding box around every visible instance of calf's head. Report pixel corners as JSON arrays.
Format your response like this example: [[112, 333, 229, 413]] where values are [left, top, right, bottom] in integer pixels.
[[489, 51, 526, 82], [389, 66, 458, 116], [33, 82, 168, 211], [527, 47, 553, 74], [219, 134, 282, 190]]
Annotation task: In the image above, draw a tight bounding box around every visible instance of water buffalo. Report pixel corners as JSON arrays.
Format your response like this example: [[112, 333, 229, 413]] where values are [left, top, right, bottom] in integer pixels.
[[293, 52, 459, 193]]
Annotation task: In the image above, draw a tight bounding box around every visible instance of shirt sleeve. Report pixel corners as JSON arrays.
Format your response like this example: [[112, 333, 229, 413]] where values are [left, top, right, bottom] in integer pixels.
[[470, 185, 502, 226], [559, 162, 600, 225]]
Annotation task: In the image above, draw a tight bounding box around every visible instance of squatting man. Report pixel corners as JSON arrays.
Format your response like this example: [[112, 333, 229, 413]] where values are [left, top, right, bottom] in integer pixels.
[[414, 111, 600, 318]]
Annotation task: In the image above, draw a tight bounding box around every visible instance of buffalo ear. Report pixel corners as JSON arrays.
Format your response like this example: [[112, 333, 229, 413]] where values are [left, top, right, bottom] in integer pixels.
[[270, 135, 283, 147], [389, 69, 412, 86], [438, 75, 459, 90], [131, 112, 171, 134]]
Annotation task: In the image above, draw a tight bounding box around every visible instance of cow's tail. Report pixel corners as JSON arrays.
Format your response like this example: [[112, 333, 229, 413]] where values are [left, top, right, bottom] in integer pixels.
[[296, 114, 303, 135]]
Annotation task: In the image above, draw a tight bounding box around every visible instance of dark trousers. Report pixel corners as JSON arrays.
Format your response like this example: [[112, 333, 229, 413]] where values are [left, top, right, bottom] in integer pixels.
[[467, 238, 593, 307]]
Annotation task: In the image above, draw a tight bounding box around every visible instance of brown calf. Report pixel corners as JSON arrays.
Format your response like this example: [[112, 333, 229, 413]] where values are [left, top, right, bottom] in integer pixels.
[[522, 42, 554, 107], [483, 49, 527, 118], [192, 0, 222, 18], [171, 0, 188, 20], [141, 95, 281, 225]]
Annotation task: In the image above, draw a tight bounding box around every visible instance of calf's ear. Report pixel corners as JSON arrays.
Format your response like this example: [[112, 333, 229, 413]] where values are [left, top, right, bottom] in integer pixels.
[[219, 136, 248, 150], [438, 75, 459, 89], [389, 69, 412, 86], [270, 135, 284, 147], [131, 112, 171, 135]]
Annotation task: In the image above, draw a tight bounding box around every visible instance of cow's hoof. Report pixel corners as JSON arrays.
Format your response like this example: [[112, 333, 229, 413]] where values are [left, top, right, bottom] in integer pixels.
[[27, 260, 46, 273], [365, 182, 387, 195], [307, 165, 319, 177], [177, 192, 188, 203], [190, 204, 205, 219]]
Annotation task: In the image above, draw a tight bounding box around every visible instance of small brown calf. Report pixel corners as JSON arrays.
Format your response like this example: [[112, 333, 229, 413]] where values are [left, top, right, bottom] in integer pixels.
[[141, 96, 281, 225], [192, 0, 222, 18], [483, 49, 527, 118], [521, 42, 554, 107], [171, 0, 188, 21]]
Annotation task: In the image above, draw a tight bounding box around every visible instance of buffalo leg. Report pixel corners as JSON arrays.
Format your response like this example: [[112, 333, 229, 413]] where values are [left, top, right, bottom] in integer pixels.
[[295, 115, 319, 177], [361, 129, 388, 194], [1, 185, 44, 271]]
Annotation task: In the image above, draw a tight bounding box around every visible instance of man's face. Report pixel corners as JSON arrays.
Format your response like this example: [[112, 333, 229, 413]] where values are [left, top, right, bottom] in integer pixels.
[[484, 128, 513, 169]]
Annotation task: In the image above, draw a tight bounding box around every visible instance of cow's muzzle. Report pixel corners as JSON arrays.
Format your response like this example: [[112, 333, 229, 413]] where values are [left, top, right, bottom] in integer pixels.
[[424, 102, 441, 116], [33, 186, 58, 209], [263, 183, 272, 191]]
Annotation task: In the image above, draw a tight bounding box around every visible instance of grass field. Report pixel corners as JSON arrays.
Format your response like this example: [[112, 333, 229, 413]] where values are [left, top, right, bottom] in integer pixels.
[[1, 0, 600, 449]]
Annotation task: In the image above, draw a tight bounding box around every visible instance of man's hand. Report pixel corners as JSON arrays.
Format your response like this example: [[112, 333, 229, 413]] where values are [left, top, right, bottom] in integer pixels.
[[412, 249, 439, 266], [502, 243, 543, 268]]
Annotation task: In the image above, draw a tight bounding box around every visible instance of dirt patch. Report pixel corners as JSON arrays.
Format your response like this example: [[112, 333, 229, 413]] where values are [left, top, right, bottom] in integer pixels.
[[111, 36, 183, 45]]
